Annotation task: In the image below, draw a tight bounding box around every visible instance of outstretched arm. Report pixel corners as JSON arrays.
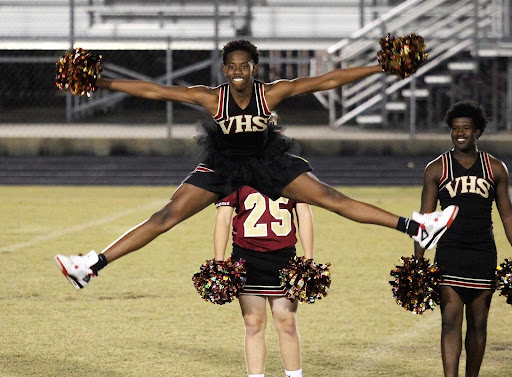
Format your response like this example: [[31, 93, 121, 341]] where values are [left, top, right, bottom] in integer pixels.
[[213, 205, 234, 262], [295, 203, 314, 260], [493, 158, 512, 246], [97, 78, 218, 112], [264, 65, 382, 108]]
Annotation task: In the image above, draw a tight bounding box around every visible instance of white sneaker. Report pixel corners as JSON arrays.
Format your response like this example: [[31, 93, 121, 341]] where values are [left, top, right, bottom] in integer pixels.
[[411, 205, 459, 250], [54, 251, 99, 290]]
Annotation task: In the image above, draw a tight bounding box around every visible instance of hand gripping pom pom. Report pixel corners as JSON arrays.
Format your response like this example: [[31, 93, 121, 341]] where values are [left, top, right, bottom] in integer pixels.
[[279, 256, 331, 304], [55, 48, 103, 96], [389, 256, 442, 315], [496, 258, 512, 305], [192, 258, 247, 305], [377, 33, 428, 79]]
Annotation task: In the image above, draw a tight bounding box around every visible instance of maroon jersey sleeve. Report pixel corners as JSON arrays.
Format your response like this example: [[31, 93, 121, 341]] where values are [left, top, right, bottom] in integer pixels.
[[215, 190, 238, 208], [231, 186, 298, 252]]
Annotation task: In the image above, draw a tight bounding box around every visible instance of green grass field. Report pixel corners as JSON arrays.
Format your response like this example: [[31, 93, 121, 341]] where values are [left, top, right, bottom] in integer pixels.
[[0, 186, 510, 377]]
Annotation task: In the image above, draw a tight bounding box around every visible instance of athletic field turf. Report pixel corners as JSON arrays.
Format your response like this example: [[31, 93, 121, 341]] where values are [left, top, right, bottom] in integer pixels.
[[1, 186, 510, 377]]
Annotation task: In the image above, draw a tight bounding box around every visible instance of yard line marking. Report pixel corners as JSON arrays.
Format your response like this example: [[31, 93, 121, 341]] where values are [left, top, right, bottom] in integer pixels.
[[352, 311, 440, 373], [0, 200, 164, 253]]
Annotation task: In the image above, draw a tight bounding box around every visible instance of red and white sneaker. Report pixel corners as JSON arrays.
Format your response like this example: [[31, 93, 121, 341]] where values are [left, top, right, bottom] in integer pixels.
[[411, 205, 459, 250], [54, 251, 98, 290]]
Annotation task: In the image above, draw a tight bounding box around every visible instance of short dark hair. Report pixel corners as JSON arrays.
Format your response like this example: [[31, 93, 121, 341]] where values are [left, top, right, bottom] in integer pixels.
[[221, 39, 259, 65], [445, 100, 487, 134]]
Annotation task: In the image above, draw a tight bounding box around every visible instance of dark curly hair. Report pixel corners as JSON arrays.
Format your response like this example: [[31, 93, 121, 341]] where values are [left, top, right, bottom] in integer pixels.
[[445, 100, 487, 134], [221, 39, 259, 65]]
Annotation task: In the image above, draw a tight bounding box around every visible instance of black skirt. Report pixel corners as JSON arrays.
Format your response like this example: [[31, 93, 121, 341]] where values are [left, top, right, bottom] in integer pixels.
[[231, 244, 296, 296]]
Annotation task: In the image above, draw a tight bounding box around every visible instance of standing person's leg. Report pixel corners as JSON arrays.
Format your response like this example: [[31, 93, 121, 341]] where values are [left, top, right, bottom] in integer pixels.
[[440, 286, 465, 377], [268, 296, 301, 376], [239, 295, 269, 376], [464, 290, 493, 377]]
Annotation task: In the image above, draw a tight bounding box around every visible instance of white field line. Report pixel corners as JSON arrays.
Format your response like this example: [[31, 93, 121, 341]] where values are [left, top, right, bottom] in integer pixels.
[[352, 310, 440, 373], [0, 200, 164, 253]]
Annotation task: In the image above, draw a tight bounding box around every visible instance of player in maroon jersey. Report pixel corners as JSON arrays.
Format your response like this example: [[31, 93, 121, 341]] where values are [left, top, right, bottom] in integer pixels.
[[214, 186, 313, 377], [55, 39, 458, 290], [414, 101, 512, 377]]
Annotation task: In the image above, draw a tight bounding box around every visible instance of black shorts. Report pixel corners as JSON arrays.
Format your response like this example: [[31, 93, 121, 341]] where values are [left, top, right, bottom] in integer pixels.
[[446, 285, 494, 305], [183, 153, 312, 200], [231, 244, 296, 296]]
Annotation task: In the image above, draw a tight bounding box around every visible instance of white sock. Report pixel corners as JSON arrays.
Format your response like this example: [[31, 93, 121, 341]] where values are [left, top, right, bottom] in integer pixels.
[[248, 374, 264, 377], [285, 369, 302, 377]]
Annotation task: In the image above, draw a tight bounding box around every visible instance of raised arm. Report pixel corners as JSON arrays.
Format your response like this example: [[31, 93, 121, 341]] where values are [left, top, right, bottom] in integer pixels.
[[492, 158, 512, 246], [213, 205, 235, 262], [295, 202, 314, 260], [414, 157, 442, 257], [264, 65, 382, 108]]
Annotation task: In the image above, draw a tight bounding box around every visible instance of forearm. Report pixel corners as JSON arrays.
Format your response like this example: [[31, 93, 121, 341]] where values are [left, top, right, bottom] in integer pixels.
[[297, 204, 314, 259], [321, 65, 382, 89], [213, 207, 233, 262], [97, 78, 166, 100]]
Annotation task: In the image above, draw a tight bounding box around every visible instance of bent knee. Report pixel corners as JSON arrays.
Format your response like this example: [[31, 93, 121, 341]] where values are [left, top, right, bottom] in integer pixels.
[[147, 206, 182, 231]]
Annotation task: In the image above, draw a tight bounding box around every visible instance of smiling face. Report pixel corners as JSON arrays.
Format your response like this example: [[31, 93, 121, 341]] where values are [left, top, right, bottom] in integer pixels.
[[450, 117, 481, 153], [222, 50, 258, 92]]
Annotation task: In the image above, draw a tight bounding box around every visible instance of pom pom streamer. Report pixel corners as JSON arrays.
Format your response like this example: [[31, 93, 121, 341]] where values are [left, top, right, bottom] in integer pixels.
[[55, 48, 103, 96], [280, 256, 331, 304], [377, 33, 428, 79], [389, 256, 442, 315], [192, 258, 247, 305], [496, 257, 512, 305]]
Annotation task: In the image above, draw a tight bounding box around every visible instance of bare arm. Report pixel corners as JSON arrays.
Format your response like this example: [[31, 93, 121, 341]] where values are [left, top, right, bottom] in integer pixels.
[[213, 205, 234, 262], [264, 65, 382, 108], [414, 158, 442, 257], [295, 203, 314, 260], [96, 78, 218, 113], [492, 158, 512, 246]]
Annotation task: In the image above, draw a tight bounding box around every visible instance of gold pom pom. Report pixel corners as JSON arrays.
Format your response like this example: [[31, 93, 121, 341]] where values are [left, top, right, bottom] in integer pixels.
[[55, 48, 103, 96], [377, 33, 428, 79]]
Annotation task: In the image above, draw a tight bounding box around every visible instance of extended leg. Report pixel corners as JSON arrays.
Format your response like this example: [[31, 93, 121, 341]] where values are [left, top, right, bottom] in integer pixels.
[[101, 183, 218, 263], [281, 172, 399, 228]]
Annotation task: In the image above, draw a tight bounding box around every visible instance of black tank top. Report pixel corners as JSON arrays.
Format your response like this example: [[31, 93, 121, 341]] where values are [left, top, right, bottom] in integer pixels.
[[212, 80, 272, 156], [437, 150, 496, 244]]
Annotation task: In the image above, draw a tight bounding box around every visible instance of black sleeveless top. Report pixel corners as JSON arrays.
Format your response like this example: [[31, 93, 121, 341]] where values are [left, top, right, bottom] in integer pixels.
[[212, 80, 272, 156], [437, 150, 496, 245]]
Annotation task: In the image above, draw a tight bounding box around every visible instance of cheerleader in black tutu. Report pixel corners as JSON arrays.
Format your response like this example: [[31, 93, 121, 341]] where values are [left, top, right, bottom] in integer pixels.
[[55, 39, 455, 293]]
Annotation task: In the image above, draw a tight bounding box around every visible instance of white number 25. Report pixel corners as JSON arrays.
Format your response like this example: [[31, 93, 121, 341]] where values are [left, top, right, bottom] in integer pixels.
[[243, 193, 292, 237]]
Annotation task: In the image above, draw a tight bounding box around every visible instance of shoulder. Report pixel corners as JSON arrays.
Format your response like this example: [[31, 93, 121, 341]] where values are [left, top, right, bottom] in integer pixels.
[[424, 154, 444, 176], [485, 152, 510, 182]]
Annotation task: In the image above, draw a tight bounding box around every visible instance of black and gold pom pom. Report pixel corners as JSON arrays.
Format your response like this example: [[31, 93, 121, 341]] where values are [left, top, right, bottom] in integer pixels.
[[389, 256, 442, 314], [55, 48, 103, 96], [377, 33, 428, 79], [192, 258, 247, 305], [280, 256, 331, 304], [496, 258, 512, 305]]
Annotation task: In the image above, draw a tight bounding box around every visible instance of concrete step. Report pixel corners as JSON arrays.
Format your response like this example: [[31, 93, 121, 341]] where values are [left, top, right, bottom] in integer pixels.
[[401, 89, 429, 98], [424, 75, 452, 85], [447, 61, 476, 71]]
